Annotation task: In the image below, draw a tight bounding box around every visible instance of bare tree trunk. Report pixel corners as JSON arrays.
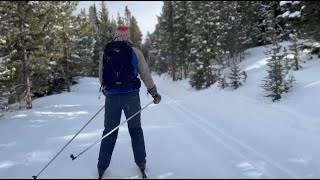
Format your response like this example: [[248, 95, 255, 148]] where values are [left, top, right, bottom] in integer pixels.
[[182, 1, 188, 79], [169, 1, 176, 81], [63, 23, 71, 92], [24, 46, 32, 109], [26, 77, 32, 109], [19, 2, 32, 109]]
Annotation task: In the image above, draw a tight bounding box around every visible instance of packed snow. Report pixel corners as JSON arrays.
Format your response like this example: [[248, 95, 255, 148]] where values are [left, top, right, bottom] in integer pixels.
[[0, 42, 320, 178]]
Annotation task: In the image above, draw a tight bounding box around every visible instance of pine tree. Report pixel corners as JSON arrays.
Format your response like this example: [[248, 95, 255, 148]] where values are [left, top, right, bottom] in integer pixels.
[[0, 55, 8, 110], [70, 9, 93, 77], [89, 3, 99, 32], [259, 1, 285, 45], [300, 1, 320, 41], [110, 17, 117, 30], [124, 6, 131, 27], [228, 65, 243, 89], [141, 32, 152, 65], [88, 4, 100, 77], [284, 73, 296, 93], [282, 47, 296, 93], [129, 16, 142, 48], [219, 1, 247, 65], [238, 1, 262, 48], [161, 1, 177, 81], [282, 47, 291, 75], [189, 1, 221, 89], [261, 2, 291, 102], [27, 1, 60, 97], [172, 1, 192, 79], [149, 24, 167, 74], [261, 43, 285, 101], [288, 32, 304, 70], [217, 72, 228, 89], [99, 1, 113, 47], [0, 1, 36, 109], [117, 12, 124, 26], [51, 1, 79, 92]]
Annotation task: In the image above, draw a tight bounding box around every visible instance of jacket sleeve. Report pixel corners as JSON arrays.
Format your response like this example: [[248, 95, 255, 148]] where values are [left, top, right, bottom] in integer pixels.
[[133, 47, 156, 91]]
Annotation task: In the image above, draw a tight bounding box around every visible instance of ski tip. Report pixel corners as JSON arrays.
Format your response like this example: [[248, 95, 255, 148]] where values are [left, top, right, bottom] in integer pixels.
[[32, 175, 37, 179]]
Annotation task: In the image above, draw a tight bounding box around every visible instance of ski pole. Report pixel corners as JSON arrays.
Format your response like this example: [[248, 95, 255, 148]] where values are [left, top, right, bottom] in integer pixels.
[[70, 101, 153, 161], [32, 105, 105, 179]]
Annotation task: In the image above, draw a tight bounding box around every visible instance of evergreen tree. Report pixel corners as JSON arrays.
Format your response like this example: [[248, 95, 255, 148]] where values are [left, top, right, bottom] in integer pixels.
[[279, 1, 303, 40], [259, 1, 285, 44], [99, 1, 113, 47], [110, 17, 118, 30], [300, 1, 320, 41], [282, 47, 291, 75], [282, 47, 296, 93], [261, 43, 286, 101], [260, 2, 292, 102], [189, 1, 221, 89], [129, 16, 142, 48], [288, 32, 305, 70], [89, 3, 99, 32], [88, 4, 100, 77], [71, 9, 93, 77], [124, 6, 131, 27], [158, 1, 177, 81], [141, 32, 152, 65], [228, 65, 243, 89], [172, 1, 192, 79], [238, 1, 262, 48], [51, 1, 79, 93], [117, 12, 124, 26], [284, 73, 296, 93], [0, 1, 36, 109], [149, 24, 167, 74], [217, 73, 228, 89]]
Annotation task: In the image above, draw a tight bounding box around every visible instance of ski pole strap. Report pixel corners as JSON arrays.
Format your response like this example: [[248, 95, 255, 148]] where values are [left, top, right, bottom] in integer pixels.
[[70, 101, 154, 160], [32, 105, 105, 179]]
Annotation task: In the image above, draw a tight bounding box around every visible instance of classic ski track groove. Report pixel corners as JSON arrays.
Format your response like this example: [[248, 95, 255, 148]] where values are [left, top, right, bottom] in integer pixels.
[[161, 92, 300, 179]]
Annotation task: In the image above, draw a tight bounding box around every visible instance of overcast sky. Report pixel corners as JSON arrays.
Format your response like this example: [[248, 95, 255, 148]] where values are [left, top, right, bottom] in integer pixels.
[[76, 1, 163, 41]]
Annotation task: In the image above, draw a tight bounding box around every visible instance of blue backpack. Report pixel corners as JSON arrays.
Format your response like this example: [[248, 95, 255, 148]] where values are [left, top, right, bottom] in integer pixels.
[[101, 41, 141, 92]]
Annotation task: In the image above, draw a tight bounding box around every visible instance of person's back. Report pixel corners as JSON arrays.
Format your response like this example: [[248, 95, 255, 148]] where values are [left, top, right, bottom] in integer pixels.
[[97, 26, 161, 178]]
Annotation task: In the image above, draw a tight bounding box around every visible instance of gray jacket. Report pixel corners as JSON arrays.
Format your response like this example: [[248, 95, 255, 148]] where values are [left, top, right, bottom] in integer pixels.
[[99, 42, 156, 92]]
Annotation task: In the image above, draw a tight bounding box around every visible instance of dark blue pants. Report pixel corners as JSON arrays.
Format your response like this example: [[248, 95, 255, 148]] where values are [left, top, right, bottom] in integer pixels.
[[97, 91, 146, 175]]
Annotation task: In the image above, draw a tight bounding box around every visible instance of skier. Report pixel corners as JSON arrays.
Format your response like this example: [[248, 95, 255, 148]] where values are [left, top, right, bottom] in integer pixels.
[[97, 26, 161, 178]]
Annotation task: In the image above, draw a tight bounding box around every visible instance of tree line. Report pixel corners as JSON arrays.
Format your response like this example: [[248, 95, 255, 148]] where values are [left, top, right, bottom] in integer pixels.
[[0, 1, 143, 110], [144, 1, 320, 101]]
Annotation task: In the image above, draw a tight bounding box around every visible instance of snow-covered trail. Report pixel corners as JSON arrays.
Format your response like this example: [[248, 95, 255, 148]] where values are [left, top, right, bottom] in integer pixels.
[[157, 80, 320, 179], [0, 75, 319, 179], [0, 43, 319, 179]]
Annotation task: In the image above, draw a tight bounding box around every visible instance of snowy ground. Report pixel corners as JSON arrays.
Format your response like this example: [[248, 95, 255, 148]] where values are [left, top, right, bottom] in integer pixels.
[[0, 43, 320, 179]]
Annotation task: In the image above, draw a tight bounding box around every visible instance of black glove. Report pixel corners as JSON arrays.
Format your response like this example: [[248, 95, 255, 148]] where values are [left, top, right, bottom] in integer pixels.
[[148, 86, 161, 104]]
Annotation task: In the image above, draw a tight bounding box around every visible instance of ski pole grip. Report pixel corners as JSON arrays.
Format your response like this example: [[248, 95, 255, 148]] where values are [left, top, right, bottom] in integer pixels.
[[70, 154, 76, 160], [32, 175, 37, 179]]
